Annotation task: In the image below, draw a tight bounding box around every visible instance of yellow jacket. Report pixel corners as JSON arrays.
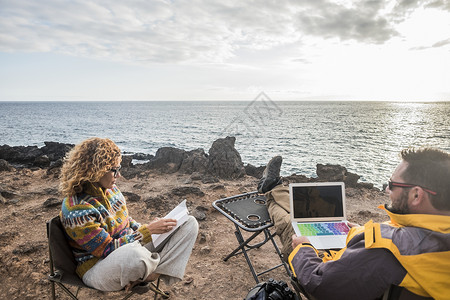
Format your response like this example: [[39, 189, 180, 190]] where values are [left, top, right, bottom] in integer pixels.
[[363, 206, 450, 299], [289, 205, 450, 300]]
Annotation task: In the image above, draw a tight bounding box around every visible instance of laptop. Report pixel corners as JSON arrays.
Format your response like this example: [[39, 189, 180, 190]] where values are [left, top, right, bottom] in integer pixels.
[[290, 182, 350, 250]]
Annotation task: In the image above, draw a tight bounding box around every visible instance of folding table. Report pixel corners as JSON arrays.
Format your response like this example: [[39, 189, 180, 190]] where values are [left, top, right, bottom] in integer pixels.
[[213, 191, 291, 283]]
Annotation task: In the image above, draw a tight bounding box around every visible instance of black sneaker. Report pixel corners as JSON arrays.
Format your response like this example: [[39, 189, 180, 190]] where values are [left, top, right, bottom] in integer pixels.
[[257, 156, 282, 193]]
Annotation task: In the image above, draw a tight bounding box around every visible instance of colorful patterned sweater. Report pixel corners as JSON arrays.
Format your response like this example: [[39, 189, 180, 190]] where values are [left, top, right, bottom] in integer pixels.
[[60, 183, 152, 278]]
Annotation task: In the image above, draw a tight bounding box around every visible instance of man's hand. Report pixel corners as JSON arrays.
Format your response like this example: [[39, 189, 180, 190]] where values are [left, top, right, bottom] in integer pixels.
[[347, 221, 360, 228], [292, 234, 311, 249], [146, 218, 177, 234]]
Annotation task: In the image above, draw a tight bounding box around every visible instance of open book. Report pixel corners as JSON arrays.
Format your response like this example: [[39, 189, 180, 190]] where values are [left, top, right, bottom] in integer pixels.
[[151, 199, 190, 248]]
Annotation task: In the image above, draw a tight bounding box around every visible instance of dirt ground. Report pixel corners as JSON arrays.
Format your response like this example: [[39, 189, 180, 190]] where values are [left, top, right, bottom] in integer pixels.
[[0, 167, 389, 299]]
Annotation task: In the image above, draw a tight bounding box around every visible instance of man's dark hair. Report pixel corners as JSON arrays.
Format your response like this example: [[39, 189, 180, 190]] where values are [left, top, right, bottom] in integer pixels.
[[400, 148, 450, 211]]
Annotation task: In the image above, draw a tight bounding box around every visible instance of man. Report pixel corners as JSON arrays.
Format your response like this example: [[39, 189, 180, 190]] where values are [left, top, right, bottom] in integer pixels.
[[258, 148, 450, 300]]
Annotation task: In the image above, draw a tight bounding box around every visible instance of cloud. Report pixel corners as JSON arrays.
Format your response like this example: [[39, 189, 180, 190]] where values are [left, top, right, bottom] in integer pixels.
[[0, 0, 445, 65], [292, 0, 398, 44], [391, 0, 450, 20], [0, 0, 300, 63], [432, 38, 450, 47]]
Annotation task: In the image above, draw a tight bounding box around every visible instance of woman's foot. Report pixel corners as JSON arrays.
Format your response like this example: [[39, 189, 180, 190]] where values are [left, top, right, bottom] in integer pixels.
[[124, 273, 160, 292]]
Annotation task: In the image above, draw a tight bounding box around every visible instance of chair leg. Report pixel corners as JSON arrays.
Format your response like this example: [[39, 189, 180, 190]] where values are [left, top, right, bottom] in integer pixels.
[[266, 229, 292, 276], [154, 278, 160, 300], [224, 225, 266, 261], [50, 281, 56, 300], [150, 278, 169, 299], [55, 282, 81, 300]]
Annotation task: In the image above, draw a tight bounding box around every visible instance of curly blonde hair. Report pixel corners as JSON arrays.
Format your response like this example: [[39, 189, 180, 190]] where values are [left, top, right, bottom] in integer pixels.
[[59, 137, 121, 197]]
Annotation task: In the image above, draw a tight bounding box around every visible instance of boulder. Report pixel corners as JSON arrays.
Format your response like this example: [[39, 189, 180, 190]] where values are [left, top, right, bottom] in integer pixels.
[[0, 190, 19, 199], [33, 155, 51, 168], [121, 155, 133, 168], [0, 159, 14, 172], [0, 142, 73, 168], [207, 136, 245, 179], [244, 163, 265, 179], [192, 206, 209, 221], [0, 145, 41, 165], [201, 175, 219, 184], [283, 174, 311, 184], [316, 164, 347, 182], [43, 197, 60, 208], [145, 147, 186, 173], [144, 195, 167, 211], [122, 191, 141, 202], [131, 153, 153, 160], [179, 148, 208, 174], [358, 182, 374, 189], [344, 172, 361, 188], [170, 186, 205, 197], [41, 142, 73, 161], [315, 163, 372, 189]]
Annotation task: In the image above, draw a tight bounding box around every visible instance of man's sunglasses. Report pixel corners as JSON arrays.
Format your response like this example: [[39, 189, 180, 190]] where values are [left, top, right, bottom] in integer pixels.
[[388, 180, 437, 196], [110, 165, 121, 178]]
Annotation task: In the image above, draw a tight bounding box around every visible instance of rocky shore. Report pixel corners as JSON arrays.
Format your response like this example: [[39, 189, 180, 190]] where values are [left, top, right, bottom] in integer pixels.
[[0, 137, 389, 299]]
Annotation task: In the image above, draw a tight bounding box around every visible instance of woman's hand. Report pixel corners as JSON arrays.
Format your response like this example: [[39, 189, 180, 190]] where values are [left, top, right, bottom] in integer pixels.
[[146, 218, 177, 234]]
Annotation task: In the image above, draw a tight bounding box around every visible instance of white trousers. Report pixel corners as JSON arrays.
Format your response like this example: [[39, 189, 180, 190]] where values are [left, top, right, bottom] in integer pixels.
[[82, 216, 198, 291]]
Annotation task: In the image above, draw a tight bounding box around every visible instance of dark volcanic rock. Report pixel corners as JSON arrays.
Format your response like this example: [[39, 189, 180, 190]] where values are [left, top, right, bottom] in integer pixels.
[[170, 186, 205, 197], [12, 242, 45, 255], [131, 153, 153, 160], [135, 137, 245, 179], [0, 190, 19, 199], [122, 191, 141, 202], [145, 147, 186, 173], [33, 155, 50, 168], [41, 142, 74, 161], [316, 163, 374, 189], [316, 163, 347, 182], [43, 197, 60, 208], [345, 171, 361, 188], [244, 163, 265, 179], [207, 136, 245, 179], [0, 142, 73, 168], [283, 174, 311, 184], [192, 206, 208, 221], [201, 175, 219, 184], [179, 149, 208, 174], [0, 159, 14, 172], [0, 145, 40, 165], [121, 155, 133, 168]]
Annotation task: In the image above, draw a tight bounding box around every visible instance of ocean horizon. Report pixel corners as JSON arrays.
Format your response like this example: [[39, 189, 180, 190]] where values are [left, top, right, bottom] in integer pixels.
[[1, 100, 449, 188]]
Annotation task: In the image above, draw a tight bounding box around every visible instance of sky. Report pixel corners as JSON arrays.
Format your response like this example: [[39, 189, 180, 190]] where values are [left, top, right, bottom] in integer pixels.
[[0, 0, 449, 101]]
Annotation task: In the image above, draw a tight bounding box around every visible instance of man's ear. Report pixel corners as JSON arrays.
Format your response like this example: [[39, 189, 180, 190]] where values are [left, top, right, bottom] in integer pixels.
[[408, 187, 428, 211]]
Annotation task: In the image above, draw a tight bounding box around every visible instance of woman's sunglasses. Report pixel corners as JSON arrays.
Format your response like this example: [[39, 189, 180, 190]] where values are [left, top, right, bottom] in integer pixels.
[[110, 165, 122, 178]]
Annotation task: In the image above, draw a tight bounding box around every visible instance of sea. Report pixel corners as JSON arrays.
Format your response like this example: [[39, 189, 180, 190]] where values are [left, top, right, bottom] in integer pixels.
[[1, 100, 449, 189]]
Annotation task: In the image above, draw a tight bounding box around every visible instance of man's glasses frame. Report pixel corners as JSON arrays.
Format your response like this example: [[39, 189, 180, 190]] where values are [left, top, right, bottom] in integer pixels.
[[388, 180, 437, 196], [110, 165, 121, 178]]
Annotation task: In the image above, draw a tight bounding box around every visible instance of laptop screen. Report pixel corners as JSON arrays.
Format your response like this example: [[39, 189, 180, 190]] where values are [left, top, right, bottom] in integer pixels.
[[290, 182, 346, 222]]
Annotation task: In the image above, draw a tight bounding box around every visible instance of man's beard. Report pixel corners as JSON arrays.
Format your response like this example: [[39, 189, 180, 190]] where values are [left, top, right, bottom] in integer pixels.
[[387, 189, 410, 214]]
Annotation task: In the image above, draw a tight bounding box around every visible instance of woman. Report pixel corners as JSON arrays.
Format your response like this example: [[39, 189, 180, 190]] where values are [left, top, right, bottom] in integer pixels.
[[59, 137, 198, 292]]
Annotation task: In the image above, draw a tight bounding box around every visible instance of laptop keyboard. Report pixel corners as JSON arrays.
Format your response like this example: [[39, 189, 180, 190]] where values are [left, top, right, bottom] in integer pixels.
[[297, 222, 350, 236]]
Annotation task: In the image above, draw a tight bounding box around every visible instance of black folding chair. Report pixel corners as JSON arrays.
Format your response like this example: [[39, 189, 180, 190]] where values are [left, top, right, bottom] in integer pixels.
[[46, 216, 169, 299], [212, 191, 291, 283]]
